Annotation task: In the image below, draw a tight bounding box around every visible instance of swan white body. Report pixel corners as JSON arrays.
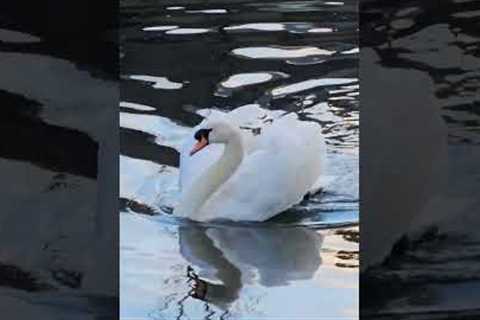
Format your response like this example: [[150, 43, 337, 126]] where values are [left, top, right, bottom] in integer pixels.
[[176, 106, 326, 222]]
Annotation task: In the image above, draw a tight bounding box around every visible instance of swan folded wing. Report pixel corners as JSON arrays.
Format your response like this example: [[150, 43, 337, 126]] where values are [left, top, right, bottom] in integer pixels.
[[198, 149, 297, 221], [284, 120, 328, 195], [200, 121, 324, 222], [255, 116, 326, 192], [178, 111, 325, 222]]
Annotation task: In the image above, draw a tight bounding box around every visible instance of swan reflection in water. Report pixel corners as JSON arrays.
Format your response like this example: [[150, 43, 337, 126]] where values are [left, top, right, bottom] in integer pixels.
[[178, 224, 323, 308]]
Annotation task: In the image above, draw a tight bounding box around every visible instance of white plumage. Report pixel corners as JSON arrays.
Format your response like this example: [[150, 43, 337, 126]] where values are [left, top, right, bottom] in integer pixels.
[[176, 105, 327, 222]]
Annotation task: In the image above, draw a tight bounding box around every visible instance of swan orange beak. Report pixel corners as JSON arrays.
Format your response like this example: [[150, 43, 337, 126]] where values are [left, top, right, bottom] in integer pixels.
[[190, 136, 209, 156]]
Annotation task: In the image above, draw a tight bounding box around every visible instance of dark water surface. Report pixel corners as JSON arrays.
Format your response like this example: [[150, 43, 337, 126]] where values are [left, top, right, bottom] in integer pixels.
[[120, 0, 358, 319]]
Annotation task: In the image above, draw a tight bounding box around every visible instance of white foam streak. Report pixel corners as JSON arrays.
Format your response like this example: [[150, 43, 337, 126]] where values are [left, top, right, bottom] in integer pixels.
[[341, 47, 359, 54], [221, 73, 273, 88], [166, 28, 210, 35], [187, 9, 227, 14], [308, 28, 334, 33], [225, 23, 285, 31], [232, 46, 336, 59], [166, 6, 184, 10], [128, 75, 183, 89], [272, 78, 357, 96], [120, 101, 156, 111], [143, 25, 178, 31]]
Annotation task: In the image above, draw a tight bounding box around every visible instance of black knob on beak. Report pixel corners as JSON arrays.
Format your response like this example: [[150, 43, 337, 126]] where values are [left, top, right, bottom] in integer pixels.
[[194, 128, 212, 141]]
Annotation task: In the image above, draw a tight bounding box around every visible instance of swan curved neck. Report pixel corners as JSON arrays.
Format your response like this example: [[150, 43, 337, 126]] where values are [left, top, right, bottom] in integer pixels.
[[178, 129, 244, 219]]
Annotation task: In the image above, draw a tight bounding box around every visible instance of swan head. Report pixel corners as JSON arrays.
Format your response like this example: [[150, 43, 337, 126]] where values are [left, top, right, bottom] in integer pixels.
[[190, 120, 237, 156]]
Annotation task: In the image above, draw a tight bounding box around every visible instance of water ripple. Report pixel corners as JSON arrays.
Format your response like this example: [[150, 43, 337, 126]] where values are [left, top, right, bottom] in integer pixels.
[[231, 46, 336, 59]]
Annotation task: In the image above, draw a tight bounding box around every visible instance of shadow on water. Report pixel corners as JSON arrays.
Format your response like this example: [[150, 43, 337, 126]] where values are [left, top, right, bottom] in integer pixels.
[[120, 213, 358, 319], [179, 225, 322, 307]]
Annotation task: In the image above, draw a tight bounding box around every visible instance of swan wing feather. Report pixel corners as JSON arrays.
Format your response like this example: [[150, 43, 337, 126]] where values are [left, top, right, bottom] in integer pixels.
[[199, 117, 325, 221]]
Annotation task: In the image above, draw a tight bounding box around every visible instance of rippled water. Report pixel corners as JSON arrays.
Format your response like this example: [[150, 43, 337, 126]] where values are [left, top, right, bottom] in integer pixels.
[[120, 0, 358, 318]]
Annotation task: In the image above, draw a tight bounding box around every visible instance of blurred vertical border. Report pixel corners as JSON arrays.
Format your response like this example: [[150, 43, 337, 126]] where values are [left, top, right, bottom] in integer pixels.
[[0, 0, 118, 318], [360, 0, 480, 319]]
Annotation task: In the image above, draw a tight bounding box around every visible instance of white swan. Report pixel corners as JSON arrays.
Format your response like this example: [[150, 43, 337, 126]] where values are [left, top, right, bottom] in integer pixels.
[[175, 108, 326, 222]]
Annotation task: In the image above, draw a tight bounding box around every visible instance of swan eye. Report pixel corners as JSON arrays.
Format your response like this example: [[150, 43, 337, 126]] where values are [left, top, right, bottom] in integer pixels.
[[194, 128, 212, 141]]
